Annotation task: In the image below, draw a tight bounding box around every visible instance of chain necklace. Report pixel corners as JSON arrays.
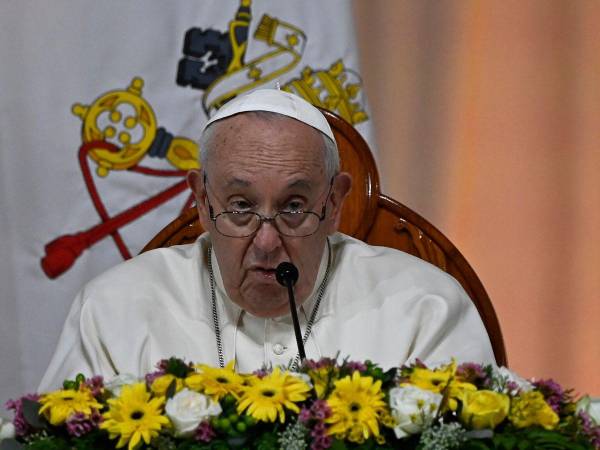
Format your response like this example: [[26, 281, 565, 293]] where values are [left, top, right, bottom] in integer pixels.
[[207, 239, 332, 370]]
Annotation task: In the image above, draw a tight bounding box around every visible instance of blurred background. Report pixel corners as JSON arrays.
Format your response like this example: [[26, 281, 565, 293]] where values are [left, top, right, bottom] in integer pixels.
[[353, 0, 599, 395]]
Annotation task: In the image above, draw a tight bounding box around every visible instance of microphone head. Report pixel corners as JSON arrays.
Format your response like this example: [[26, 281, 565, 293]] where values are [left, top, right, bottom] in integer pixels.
[[276, 262, 299, 287]]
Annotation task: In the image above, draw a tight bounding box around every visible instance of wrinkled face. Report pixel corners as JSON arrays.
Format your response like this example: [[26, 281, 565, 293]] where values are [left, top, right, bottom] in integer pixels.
[[189, 113, 350, 318]]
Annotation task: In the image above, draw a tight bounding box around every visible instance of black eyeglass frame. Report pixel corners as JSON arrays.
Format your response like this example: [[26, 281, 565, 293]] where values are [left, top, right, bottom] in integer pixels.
[[202, 174, 335, 238]]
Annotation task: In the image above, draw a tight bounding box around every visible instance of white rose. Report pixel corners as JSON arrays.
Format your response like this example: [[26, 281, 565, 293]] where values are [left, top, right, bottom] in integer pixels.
[[577, 396, 600, 425], [0, 417, 16, 442], [104, 373, 140, 397], [165, 388, 222, 436], [388, 385, 442, 439], [494, 367, 533, 394]]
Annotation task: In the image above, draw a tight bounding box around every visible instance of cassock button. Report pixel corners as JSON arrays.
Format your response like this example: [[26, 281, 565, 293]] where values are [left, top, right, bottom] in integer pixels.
[[273, 343, 285, 355]]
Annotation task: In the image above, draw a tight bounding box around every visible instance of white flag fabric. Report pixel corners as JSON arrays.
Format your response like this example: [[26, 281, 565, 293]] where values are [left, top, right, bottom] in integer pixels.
[[0, 0, 374, 408]]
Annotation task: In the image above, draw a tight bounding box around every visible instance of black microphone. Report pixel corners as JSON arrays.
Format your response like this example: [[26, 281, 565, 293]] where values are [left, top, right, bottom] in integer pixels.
[[276, 262, 306, 363]]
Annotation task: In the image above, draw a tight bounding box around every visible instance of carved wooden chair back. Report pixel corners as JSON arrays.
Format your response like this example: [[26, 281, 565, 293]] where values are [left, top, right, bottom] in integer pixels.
[[142, 110, 507, 366]]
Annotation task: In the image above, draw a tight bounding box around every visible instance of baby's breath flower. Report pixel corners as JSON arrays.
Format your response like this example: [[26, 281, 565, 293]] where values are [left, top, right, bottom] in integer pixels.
[[419, 421, 467, 450], [278, 420, 308, 450]]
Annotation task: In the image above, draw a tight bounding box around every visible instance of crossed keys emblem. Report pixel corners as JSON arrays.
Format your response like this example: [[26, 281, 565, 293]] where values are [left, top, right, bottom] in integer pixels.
[[41, 77, 199, 279]]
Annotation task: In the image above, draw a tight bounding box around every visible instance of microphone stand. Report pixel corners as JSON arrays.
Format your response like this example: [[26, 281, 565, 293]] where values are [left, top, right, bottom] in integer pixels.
[[276, 262, 306, 363]]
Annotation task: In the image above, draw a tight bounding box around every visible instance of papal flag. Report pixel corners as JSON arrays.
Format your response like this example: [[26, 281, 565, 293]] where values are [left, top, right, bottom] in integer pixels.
[[0, 1, 375, 408]]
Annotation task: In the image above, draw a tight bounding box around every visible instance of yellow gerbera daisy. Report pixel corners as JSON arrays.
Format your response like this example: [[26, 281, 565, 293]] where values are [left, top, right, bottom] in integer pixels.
[[185, 360, 244, 400], [38, 387, 103, 426], [100, 382, 170, 450], [406, 361, 457, 394], [325, 371, 387, 443], [236, 368, 311, 423], [150, 374, 184, 397]]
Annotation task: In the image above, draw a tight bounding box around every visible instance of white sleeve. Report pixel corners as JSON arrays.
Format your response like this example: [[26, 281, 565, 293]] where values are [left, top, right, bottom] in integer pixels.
[[404, 282, 497, 367], [37, 288, 117, 392]]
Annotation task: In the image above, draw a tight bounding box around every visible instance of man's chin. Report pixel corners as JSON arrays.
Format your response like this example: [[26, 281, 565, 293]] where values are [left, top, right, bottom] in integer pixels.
[[246, 305, 290, 318], [239, 284, 290, 318]]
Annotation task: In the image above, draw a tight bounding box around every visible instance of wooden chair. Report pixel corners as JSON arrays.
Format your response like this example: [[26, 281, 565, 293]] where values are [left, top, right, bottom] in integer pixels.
[[142, 110, 507, 366]]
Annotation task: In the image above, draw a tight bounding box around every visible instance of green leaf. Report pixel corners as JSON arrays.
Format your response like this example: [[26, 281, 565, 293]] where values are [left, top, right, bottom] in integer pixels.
[[74, 374, 86, 389], [460, 441, 492, 450], [254, 431, 278, 450], [165, 379, 177, 399], [26, 436, 71, 450], [329, 439, 348, 450], [165, 357, 192, 378], [21, 399, 46, 430]]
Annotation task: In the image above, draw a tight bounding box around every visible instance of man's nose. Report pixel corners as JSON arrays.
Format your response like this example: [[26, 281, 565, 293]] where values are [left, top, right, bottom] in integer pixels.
[[251, 219, 282, 254]]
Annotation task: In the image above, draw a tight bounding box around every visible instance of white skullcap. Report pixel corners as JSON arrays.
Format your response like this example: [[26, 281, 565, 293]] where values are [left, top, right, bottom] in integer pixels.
[[204, 89, 335, 142]]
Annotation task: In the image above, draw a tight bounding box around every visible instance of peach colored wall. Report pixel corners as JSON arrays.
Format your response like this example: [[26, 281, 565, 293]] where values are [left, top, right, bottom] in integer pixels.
[[353, 0, 599, 395]]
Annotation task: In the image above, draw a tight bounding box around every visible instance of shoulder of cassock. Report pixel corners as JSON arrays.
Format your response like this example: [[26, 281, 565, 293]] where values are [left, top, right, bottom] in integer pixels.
[[80, 234, 213, 321], [325, 232, 473, 314]]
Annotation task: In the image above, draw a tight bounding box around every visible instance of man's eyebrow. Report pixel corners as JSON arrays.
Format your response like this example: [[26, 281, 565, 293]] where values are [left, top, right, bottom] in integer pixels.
[[225, 178, 251, 188], [287, 179, 312, 191], [223, 178, 314, 191]]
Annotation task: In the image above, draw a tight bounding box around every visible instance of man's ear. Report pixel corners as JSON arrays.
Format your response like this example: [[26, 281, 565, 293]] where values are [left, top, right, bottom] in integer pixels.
[[327, 172, 352, 233], [186, 169, 211, 231]]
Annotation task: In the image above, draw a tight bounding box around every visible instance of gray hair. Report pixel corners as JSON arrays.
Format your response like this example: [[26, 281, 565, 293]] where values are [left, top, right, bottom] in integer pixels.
[[199, 111, 339, 179]]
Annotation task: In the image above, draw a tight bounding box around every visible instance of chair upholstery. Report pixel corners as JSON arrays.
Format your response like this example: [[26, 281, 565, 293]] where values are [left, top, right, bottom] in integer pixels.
[[142, 110, 507, 366]]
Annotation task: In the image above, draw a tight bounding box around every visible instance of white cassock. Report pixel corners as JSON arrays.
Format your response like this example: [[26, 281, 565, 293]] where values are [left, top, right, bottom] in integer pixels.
[[39, 233, 496, 391]]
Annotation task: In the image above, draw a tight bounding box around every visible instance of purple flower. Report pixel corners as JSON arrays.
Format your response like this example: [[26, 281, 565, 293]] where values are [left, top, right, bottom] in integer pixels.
[[5, 393, 41, 437], [310, 422, 332, 449], [578, 411, 600, 449], [533, 379, 565, 413], [507, 381, 523, 394], [83, 376, 104, 398], [299, 407, 312, 424], [195, 420, 216, 443], [311, 421, 327, 435], [156, 359, 171, 371], [145, 370, 166, 387], [311, 434, 332, 450], [310, 400, 332, 420], [252, 368, 269, 379], [305, 357, 336, 370], [457, 362, 489, 384], [66, 410, 103, 437], [144, 359, 171, 387], [345, 361, 367, 373], [299, 400, 333, 449]]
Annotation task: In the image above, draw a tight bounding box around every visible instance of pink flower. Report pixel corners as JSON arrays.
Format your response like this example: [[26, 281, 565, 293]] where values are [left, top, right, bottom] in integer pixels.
[[345, 361, 367, 373], [457, 362, 491, 387], [578, 411, 600, 448], [66, 410, 103, 437], [195, 420, 216, 442], [534, 379, 566, 413], [5, 393, 41, 437], [83, 376, 104, 398]]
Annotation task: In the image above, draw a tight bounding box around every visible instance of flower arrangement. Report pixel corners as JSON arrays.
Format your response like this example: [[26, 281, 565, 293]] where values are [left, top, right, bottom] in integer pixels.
[[2, 356, 599, 449]]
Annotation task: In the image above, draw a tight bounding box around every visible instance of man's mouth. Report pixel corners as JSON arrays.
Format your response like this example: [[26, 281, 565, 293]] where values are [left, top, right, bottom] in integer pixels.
[[250, 267, 278, 280]]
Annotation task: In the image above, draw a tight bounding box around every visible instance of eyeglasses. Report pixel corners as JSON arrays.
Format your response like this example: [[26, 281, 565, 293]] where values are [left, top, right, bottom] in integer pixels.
[[203, 176, 334, 238]]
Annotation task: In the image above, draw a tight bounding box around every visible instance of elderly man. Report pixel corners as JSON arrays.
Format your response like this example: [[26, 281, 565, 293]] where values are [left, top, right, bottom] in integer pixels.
[[39, 89, 494, 390]]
